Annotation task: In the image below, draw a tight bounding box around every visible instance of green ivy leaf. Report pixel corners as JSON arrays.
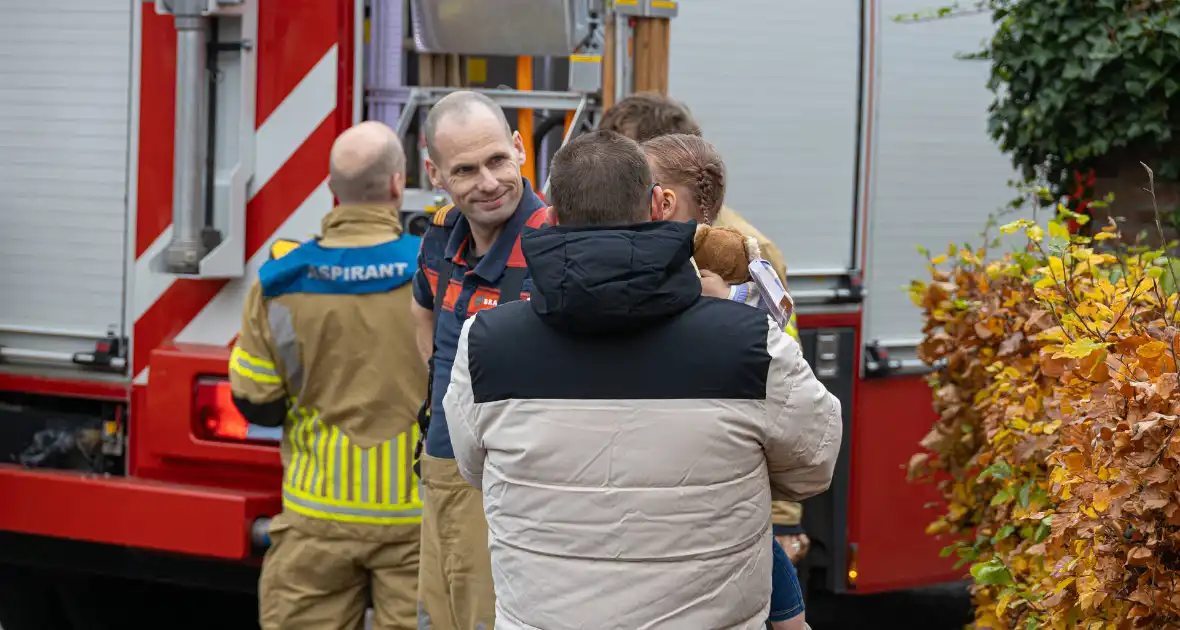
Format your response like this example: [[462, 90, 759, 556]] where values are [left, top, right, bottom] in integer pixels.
[[991, 485, 1017, 506], [970, 557, 1015, 586], [978, 460, 1014, 481], [1035, 521, 1051, 543], [895, 0, 1180, 204], [992, 524, 1017, 543]]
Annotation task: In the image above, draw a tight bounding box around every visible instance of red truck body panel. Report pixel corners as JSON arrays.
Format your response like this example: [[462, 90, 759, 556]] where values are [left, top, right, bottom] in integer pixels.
[[0, 0, 966, 596], [850, 376, 963, 592], [0, 466, 278, 560]]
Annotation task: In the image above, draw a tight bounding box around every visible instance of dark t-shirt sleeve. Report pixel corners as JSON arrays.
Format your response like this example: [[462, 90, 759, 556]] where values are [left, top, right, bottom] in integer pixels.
[[412, 246, 434, 310]]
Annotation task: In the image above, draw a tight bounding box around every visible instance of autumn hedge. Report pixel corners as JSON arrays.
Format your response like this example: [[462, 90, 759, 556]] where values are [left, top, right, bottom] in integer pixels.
[[909, 173, 1180, 629]]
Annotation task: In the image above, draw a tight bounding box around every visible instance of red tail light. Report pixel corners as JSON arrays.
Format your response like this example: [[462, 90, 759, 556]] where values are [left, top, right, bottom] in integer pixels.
[[194, 376, 281, 443]]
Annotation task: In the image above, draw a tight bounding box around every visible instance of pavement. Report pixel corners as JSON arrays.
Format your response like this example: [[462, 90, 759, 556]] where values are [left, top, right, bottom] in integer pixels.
[[384, 583, 973, 629], [0, 580, 972, 629]]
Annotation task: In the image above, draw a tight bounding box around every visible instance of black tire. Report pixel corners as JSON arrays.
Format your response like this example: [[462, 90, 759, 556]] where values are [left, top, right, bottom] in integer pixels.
[[0, 564, 72, 630]]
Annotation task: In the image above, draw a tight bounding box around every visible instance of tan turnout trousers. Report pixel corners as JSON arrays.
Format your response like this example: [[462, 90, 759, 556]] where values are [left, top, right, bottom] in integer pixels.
[[260, 515, 421, 630], [418, 454, 497, 630]]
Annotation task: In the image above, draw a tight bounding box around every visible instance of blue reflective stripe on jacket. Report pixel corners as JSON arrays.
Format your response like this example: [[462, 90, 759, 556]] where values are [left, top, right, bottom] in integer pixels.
[[260, 236, 421, 298]]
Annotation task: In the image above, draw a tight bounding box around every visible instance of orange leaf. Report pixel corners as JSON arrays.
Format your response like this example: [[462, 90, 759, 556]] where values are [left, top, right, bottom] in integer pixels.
[[1137, 340, 1168, 359], [1127, 547, 1153, 566]]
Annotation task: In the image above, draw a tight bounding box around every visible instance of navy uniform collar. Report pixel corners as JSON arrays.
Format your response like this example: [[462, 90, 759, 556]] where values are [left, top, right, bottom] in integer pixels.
[[444, 178, 544, 283]]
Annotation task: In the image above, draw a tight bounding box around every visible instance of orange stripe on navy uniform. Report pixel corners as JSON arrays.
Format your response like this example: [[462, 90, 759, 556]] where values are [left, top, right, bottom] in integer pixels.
[[507, 207, 551, 268], [526, 207, 549, 229], [442, 279, 463, 312]]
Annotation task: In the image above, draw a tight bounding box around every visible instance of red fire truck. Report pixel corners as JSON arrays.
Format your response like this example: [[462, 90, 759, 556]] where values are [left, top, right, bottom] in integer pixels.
[[0, 0, 1013, 626]]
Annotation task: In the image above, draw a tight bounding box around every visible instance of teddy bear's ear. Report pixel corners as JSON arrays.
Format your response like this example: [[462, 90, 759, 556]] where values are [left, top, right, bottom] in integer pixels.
[[693, 224, 709, 250]]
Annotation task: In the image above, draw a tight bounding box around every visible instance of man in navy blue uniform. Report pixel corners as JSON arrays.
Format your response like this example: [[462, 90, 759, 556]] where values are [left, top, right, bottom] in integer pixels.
[[409, 90, 547, 630]]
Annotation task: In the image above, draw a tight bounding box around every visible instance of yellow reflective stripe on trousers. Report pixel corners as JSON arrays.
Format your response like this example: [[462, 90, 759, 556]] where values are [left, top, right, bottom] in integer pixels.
[[230, 347, 281, 384], [282, 406, 422, 525]]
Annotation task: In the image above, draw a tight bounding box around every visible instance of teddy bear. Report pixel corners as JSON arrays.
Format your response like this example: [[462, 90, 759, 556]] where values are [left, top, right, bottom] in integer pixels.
[[692, 224, 761, 284]]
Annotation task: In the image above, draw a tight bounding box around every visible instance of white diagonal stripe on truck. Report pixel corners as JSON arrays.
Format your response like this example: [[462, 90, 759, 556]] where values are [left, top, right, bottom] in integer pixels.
[[173, 180, 332, 346], [132, 45, 339, 322]]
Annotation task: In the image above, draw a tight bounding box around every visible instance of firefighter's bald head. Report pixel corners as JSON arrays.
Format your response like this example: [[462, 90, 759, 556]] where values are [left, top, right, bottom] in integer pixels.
[[329, 121, 406, 205]]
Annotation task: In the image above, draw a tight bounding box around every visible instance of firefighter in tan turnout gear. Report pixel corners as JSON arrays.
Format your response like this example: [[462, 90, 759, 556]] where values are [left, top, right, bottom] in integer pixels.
[[229, 121, 427, 630]]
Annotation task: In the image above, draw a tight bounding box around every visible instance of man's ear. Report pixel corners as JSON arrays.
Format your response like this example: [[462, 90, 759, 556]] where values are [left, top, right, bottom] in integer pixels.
[[424, 157, 442, 189], [545, 206, 560, 226], [512, 130, 527, 165], [390, 172, 405, 208]]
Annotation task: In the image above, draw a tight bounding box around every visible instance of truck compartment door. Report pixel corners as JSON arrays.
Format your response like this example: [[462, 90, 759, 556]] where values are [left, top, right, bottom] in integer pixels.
[[863, 1, 1028, 361], [0, 1, 133, 375], [854, 0, 1028, 592], [667, 1, 863, 303]]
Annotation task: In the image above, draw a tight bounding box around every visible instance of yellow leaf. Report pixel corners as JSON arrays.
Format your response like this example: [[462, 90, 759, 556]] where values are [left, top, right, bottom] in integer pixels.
[[1001, 219, 1034, 234], [1011, 417, 1030, 431], [1026, 225, 1045, 242], [1038, 327, 1069, 343], [1057, 338, 1108, 359], [1084, 505, 1098, 518], [1147, 266, 1164, 280], [1035, 276, 1057, 290], [1092, 490, 1111, 512], [931, 254, 948, 265], [1053, 577, 1076, 593], [995, 595, 1011, 620], [1047, 256, 1066, 278], [926, 519, 949, 535], [1093, 232, 1117, 241], [1048, 220, 1070, 241]]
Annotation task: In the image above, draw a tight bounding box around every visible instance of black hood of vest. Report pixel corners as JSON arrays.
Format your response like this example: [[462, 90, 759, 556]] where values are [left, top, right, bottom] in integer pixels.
[[521, 220, 702, 335]]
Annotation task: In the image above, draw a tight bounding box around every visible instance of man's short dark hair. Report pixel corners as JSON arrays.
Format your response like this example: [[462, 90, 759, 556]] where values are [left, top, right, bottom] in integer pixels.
[[598, 92, 702, 143], [548, 130, 652, 227]]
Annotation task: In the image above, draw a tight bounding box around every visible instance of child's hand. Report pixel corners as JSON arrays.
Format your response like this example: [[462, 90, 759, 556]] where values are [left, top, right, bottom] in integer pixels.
[[776, 533, 810, 563], [699, 270, 730, 299]]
